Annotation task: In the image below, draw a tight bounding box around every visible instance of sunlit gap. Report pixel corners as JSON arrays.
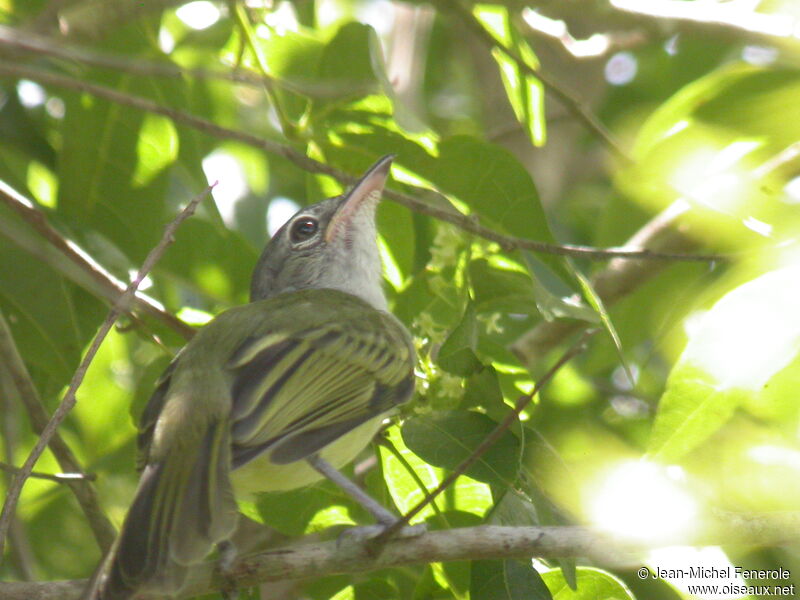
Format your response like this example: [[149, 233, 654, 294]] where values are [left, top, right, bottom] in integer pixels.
[[588, 460, 698, 544], [175, 1, 221, 30], [17, 80, 46, 108], [202, 150, 249, 227], [683, 266, 800, 391], [604, 52, 637, 86], [267, 197, 300, 236]]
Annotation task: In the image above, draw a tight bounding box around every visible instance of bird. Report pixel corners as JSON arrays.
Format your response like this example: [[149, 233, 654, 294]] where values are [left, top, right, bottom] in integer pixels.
[[83, 155, 415, 599]]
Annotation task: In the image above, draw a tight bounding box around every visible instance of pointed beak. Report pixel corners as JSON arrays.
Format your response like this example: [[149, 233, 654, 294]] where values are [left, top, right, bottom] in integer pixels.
[[325, 155, 394, 242]]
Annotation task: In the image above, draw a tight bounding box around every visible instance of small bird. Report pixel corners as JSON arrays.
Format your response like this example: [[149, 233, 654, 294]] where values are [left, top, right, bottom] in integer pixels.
[[84, 156, 415, 599]]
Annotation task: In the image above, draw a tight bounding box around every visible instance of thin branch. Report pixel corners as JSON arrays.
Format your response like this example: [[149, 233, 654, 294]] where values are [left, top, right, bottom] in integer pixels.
[[0, 310, 116, 551], [0, 24, 369, 98], [0, 185, 210, 558], [435, 0, 631, 164], [377, 329, 596, 541], [0, 180, 196, 340], [4, 512, 800, 599], [0, 62, 723, 264], [610, 0, 800, 43], [0, 461, 95, 483]]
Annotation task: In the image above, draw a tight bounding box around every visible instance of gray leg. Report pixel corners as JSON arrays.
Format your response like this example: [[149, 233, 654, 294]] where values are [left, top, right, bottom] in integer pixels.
[[307, 455, 398, 525]]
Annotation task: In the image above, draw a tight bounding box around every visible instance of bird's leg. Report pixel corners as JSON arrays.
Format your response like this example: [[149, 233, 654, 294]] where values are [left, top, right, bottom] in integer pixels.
[[217, 540, 239, 599], [306, 455, 425, 541]]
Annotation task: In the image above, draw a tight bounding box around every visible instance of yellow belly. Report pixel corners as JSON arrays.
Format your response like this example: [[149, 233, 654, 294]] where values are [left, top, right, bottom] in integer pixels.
[[230, 417, 384, 497]]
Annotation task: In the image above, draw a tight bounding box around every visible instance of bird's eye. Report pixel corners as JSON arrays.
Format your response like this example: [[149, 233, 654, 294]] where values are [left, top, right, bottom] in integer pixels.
[[290, 217, 319, 242]]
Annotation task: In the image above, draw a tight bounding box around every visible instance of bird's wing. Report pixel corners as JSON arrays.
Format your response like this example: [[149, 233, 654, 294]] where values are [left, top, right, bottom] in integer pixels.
[[226, 294, 415, 468]]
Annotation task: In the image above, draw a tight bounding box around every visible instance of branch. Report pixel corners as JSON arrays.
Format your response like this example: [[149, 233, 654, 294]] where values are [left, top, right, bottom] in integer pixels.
[[0, 24, 370, 99], [0, 461, 94, 483], [0, 180, 196, 340], [3, 512, 800, 600], [0, 310, 116, 551], [0, 186, 210, 558], [0, 62, 723, 264], [511, 200, 699, 365], [609, 0, 800, 43]]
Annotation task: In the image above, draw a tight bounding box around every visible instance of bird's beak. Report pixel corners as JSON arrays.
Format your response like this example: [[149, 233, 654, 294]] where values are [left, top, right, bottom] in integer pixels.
[[325, 155, 394, 242]]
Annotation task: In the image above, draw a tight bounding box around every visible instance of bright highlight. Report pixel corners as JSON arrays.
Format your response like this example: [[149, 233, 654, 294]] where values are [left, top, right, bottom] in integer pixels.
[[589, 460, 698, 543]]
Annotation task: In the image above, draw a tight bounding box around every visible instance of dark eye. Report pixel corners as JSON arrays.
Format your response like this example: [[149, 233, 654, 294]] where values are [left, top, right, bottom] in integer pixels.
[[290, 217, 319, 242]]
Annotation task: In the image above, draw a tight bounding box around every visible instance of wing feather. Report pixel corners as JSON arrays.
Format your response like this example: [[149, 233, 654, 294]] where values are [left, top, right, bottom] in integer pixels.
[[228, 298, 414, 470]]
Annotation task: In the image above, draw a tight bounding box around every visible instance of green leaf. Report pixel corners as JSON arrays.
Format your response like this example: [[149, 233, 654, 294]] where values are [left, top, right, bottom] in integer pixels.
[[379, 425, 493, 523], [249, 479, 354, 535], [438, 300, 482, 376], [471, 559, 552, 600], [402, 410, 521, 487], [473, 4, 546, 147], [572, 266, 630, 384], [649, 266, 800, 461], [543, 567, 634, 599]]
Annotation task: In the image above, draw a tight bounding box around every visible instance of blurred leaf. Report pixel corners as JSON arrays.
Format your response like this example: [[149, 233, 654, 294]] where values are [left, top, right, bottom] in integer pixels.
[[402, 410, 521, 487], [626, 65, 800, 248], [473, 4, 545, 147], [542, 567, 634, 599], [649, 266, 800, 461]]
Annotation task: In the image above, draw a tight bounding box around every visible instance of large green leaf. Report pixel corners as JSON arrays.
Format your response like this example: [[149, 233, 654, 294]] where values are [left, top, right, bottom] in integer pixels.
[[649, 266, 800, 461], [379, 425, 493, 523], [0, 206, 105, 396], [402, 410, 521, 487]]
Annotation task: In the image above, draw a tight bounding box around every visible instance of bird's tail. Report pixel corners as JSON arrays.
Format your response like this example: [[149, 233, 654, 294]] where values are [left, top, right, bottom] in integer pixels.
[[83, 420, 238, 600]]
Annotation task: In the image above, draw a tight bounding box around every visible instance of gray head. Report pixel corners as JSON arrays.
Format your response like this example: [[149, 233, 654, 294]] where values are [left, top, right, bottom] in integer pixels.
[[250, 156, 393, 310]]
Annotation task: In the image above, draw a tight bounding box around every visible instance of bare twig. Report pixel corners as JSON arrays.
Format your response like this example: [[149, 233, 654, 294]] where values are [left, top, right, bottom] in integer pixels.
[[377, 329, 596, 541], [0, 63, 723, 264], [0, 180, 195, 340], [610, 0, 800, 43], [0, 186, 210, 558], [0, 310, 116, 551], [0, 461, 95, 483]]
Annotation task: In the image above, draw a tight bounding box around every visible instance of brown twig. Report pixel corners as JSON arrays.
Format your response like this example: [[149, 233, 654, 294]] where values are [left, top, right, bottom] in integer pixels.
[[0, 185, 210, 558], [0, 63, 724, 264], [0, 461, 95, 483], [0, 180, 196, 340], [377, 329, 596, 542]]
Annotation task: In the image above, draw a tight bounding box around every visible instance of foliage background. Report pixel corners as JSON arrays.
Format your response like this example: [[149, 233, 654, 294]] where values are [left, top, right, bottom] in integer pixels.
[[1, 0, 800, 599]]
